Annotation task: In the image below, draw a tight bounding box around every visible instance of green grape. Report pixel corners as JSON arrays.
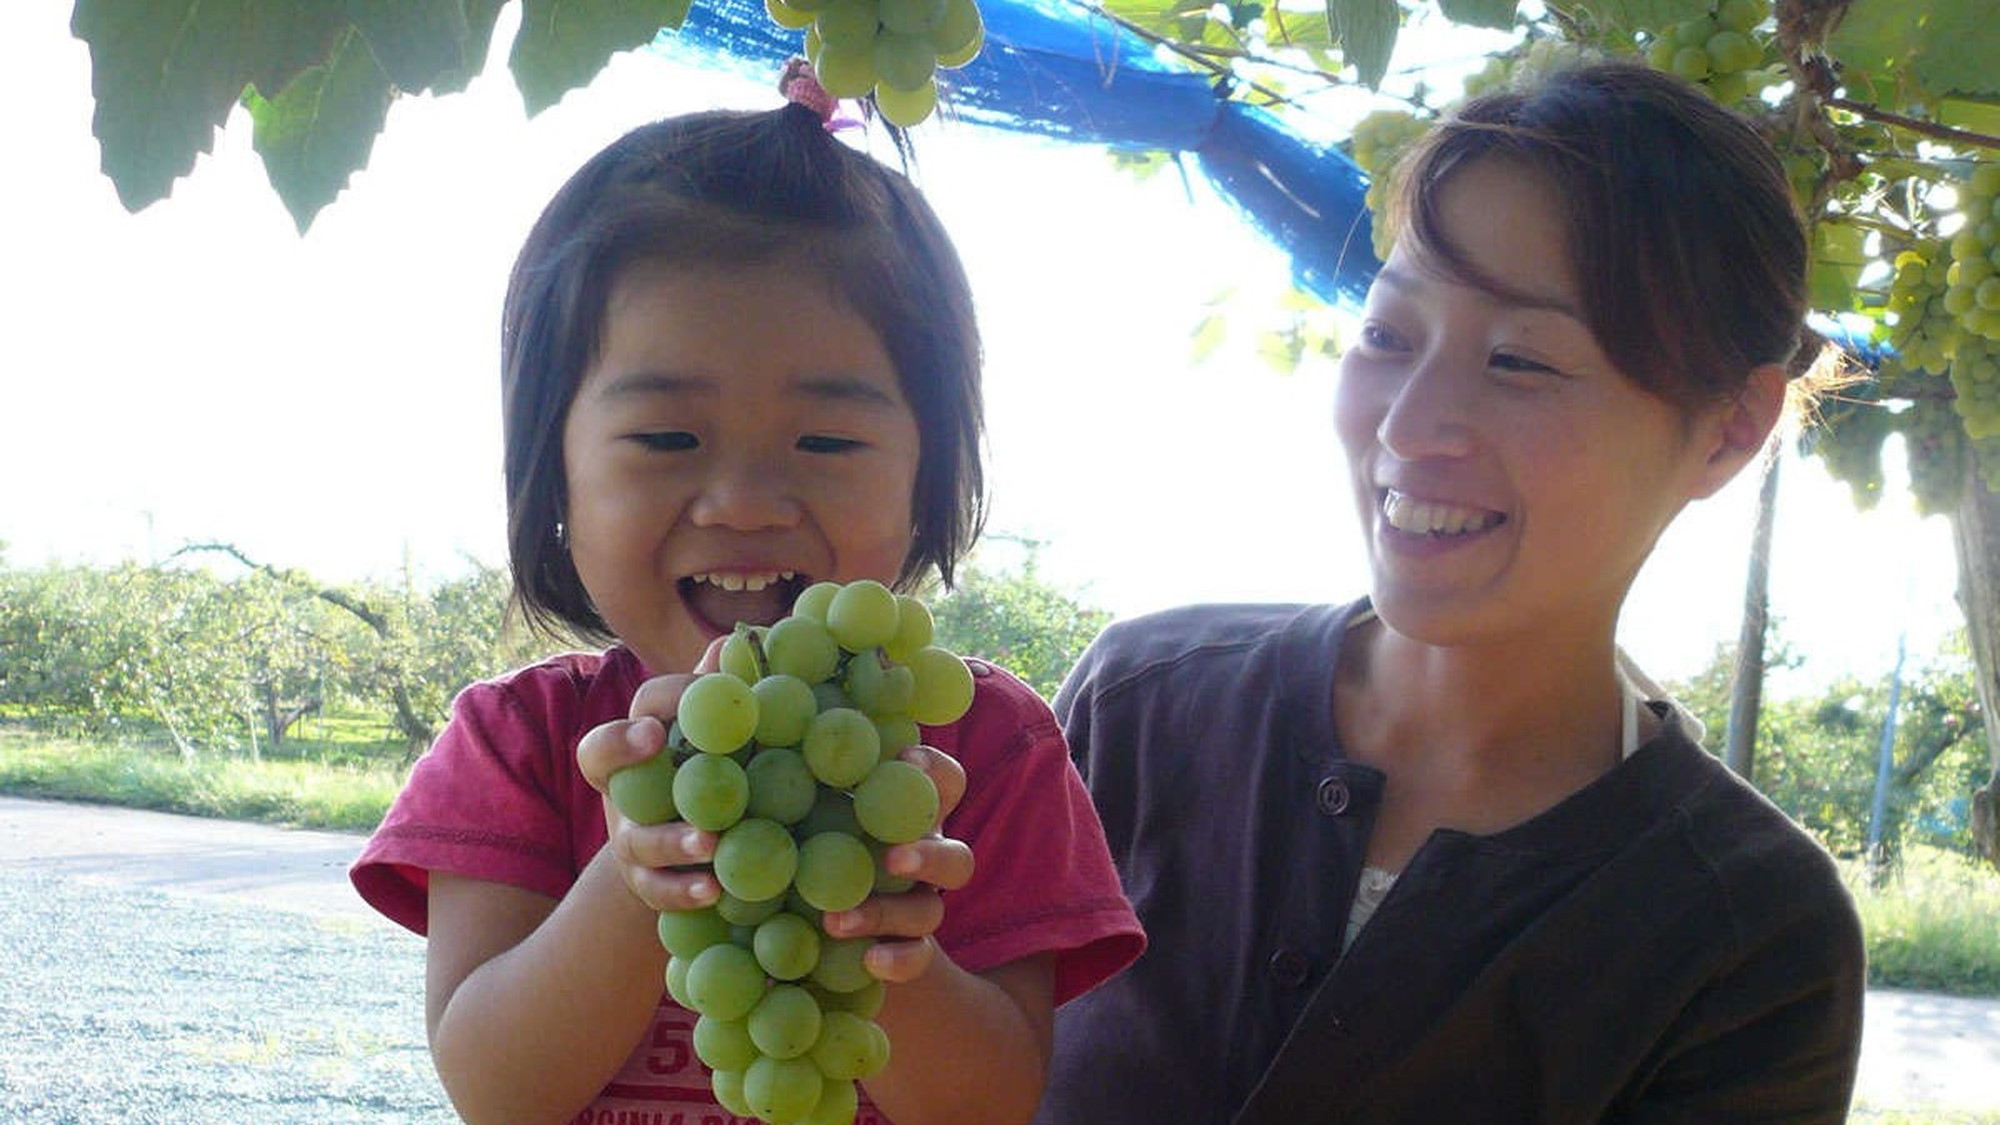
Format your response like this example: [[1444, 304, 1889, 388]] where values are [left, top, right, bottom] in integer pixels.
[[817, 43, 878, 101], [808, 1010, 888, 1080], [854, 758, 940, 844], [786, 889, 826, 931], [607, 752, 678, 825], [804, 1077, 862, 1125], [874, 76, 938, 128], [746, 1053, 826, 1123], [665, 954, 695, 1009], [1644, 37, 1677, 72], [717, 889, 787, 927], [884, 594, 934, 661], [720, 628, 766, 683], [694, 1014, 761, 1072], [1670, 45, 1710, 82], [711, 1068, 754, 1118], [794, 831, 877, 912], [812, 679, 855, 713], [749, 982, 825, 1060], [1672, 16, 1716, 47], [685, 942, 768, 1021], [1717, 0, 1768, 33], [747, 745, 820, 825], [679, 672, 759, 755], [931, 0, 983, 66], [1902, 392, 1969, 515], [845, 648, 916, 717], [754, 910, 824, 981], [879, 0, 945, 35], [766, 616, 842, 685], [753, 673, 819, 747], [1810, 395, 1890, 508], [714, 817, 800, 902], [792, 580, 842, 623], [825, 579, 901, 652], [658, 905, 733, 958], [795, 787, 863, 839], [803, 707, 882, 788], [811, 935, 878, 993], [1980, 277, 2000, 313], [872, 714, 921, 762], [816, 0, 880, 47], [873, 29, 937, 92], [1704, 30, 1759, 74], [810, 977, 886, 1018], [906, 645, 975, 726], [672, 752, 749, 832], [768, 0, 821, 28]]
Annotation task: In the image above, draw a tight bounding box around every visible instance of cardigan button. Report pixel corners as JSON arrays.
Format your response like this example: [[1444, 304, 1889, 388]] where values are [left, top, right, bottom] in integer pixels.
[[1315, 775, 1351, 816], [1267, 949, 1311, 989]]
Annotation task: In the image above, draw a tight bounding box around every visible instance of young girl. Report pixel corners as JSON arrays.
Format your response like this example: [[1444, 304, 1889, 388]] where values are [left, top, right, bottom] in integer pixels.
[[351, 76, 1144, 1125], [1037, 61, 1866, 1123]]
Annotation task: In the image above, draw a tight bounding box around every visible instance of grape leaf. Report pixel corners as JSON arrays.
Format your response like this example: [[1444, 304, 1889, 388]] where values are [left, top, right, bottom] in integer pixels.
[[245, 27, 394, 234], [1326, 0, 1399, 89], [71, 0, 349, 212], [510, 0, 697, 116], [347, 0, 485, 95], [1438, 0, 1519, 31], [1829, 0, 2000, 106], [1938, 96, 2000, 140]]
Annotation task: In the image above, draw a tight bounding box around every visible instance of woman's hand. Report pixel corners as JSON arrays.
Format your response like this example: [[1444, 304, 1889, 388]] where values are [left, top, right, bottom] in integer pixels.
[[819, 743, 974, 983], [573, 642, 728, 913]]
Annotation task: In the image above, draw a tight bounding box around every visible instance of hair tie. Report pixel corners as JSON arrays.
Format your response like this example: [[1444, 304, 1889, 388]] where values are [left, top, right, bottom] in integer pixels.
[[780, 57, 839, 127]]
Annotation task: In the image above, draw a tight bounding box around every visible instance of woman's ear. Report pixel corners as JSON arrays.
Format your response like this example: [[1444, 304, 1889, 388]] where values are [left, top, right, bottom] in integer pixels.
[[1691, 362, 1787, 499]]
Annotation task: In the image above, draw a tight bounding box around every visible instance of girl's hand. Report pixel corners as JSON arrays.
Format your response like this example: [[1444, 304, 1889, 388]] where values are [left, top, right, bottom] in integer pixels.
[[574, 642, 728, 913], [819, 743, 973, 983]]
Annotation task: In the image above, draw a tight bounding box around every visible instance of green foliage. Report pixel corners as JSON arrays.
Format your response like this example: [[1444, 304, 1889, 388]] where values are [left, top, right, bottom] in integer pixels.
[[1669, 627, 1989, 860], [926, 550, 1111, 700], [1847, 845, 2000, 996]]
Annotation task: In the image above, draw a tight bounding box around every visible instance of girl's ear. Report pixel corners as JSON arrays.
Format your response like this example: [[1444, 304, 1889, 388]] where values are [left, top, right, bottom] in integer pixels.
[[1690, 362, 1787, 500]]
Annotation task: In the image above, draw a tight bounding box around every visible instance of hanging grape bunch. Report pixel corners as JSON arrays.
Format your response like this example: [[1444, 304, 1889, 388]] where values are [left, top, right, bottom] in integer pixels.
[[1637, 0, 1777, 108], [1348, 109, 1431, 261], [764, 0, 985, 127], [608, 579, 975, 1125], [1940, 164, 2000, 456]]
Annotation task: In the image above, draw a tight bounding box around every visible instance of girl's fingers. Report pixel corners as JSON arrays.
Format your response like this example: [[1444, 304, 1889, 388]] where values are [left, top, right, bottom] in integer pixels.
[[899, 744, 968, 826], [576, 716, 667, 792], [821, 884, 946, 942], [881, 835, 974, 892], [862, 935, 939, 984], [610, 821, 720, 911]]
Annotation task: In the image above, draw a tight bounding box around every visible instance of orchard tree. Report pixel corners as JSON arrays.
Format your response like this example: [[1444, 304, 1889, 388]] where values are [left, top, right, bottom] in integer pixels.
[[62, 0, 2000, 858]]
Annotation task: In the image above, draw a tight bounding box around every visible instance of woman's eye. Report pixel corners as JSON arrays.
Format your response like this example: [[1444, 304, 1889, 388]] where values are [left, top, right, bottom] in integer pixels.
[[633, 431, 698, 452], [1358, 323, 1407, 352], [797, 434, 864, 454], [1491, 352, 1559, 376]]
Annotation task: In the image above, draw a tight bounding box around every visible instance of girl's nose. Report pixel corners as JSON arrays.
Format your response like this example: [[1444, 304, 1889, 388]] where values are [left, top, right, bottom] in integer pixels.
[[688, 454, 802, 530]]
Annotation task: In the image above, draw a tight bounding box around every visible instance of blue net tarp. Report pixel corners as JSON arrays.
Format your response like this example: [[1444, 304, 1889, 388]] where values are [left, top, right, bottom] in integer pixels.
[[653, 0, 1380, 307]]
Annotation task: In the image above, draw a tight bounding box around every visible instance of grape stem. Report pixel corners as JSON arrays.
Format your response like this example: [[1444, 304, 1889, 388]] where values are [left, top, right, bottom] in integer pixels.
[[1827, 97, 2000, 153]]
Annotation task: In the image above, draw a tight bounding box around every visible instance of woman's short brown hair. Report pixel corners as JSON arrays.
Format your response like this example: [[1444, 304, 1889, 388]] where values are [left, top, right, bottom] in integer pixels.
[[1384, 60, 1809, 414]]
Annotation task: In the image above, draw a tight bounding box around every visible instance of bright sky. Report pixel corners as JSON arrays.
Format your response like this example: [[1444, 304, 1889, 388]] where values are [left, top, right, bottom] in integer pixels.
[[0, 3, 1968, 695]]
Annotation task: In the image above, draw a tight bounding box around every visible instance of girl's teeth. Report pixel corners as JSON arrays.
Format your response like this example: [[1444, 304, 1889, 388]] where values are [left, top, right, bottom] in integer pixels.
[[1382, 491, 1500, 537], [694, 570, 795, 592]]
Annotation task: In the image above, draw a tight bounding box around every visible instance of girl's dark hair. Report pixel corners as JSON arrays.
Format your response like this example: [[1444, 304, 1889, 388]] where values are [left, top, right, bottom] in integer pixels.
[[1385, 60, 1809, 414], [500, 106, 986, 644]]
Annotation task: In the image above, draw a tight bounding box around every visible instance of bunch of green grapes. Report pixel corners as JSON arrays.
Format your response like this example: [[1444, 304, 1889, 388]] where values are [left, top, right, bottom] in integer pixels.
[[609, 578, 976, 1124], [1638, 0, 1775, 107], [1810, 394, 1891, 509], [1884, 240, 1962, 384], [1942, 165, 2000, 346], [766, 0, 985, 127], [1349, 109, 1431, 260], [1948, 331, 2000, 445], [1897, 391, 1970, 516]]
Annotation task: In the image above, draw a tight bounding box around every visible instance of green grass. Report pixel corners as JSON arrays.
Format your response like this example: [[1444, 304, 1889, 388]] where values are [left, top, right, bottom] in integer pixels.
[[0, 723, 404, 832], [1847, 845, 2000, 998]]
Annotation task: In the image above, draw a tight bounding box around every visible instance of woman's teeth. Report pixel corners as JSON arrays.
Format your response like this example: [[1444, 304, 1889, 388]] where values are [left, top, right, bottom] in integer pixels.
[[1382, 491, 1503, 537], [690, 570, 796, 592]]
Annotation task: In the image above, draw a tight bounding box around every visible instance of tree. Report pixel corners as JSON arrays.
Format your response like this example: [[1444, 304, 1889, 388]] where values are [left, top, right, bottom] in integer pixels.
[[929, 550, 1113, 700], [58, 0, 2000, 858]]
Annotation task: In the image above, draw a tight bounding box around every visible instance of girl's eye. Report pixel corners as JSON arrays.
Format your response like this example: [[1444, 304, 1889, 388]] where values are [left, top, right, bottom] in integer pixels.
[[798, 435, 864, 454], [633, 431, 698, 452]]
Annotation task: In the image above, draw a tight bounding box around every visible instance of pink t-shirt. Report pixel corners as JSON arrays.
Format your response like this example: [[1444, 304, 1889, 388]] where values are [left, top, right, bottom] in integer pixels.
[[351, 646, 1143, 1124]]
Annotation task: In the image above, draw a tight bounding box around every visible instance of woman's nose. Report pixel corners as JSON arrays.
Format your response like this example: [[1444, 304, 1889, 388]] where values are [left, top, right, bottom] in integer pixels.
[[1375, 357, 1476, 462]]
